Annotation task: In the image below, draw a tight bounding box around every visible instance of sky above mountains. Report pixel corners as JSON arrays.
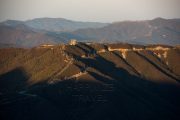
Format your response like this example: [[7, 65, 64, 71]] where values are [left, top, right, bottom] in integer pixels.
[[0, 0, 180, 22]]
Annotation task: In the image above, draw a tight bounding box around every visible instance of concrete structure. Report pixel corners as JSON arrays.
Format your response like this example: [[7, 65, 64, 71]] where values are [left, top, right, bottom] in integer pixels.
[[69, 39, 77, 45], [38, 44, 54, 48]]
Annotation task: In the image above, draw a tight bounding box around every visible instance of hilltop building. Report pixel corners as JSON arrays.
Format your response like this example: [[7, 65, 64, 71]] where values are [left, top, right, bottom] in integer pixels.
[[69, 39, 77, 45]]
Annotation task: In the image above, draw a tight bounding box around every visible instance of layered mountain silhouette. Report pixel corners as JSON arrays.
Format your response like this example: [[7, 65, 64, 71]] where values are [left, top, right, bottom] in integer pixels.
[[0, 18, 108, 47], [0, 18, 180, 47], [0, 42, 180, 120], [0, 24, 64, 47], [73, 18, 180, 45], [1, 18, 108, 32]]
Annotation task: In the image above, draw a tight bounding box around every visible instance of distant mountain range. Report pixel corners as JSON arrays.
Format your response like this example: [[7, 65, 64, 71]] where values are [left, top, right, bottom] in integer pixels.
[[72, 18, 180, 45], [0, 18, 180, 47], [1, 18, 108, 32]]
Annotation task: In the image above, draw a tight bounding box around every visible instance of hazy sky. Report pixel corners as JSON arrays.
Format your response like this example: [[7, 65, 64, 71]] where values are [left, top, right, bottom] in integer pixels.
[[0, 0, 179, 22]]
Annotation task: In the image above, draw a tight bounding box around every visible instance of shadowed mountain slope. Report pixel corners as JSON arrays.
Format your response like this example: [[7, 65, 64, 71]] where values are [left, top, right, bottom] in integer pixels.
[[0, 42, 179, 86], [0, 42, 180, 120]]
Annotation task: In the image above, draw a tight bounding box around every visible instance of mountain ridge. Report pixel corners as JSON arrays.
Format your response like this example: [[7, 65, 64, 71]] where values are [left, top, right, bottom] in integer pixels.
[[0, 42, 180, 120], [0, 42, 179, 84]]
